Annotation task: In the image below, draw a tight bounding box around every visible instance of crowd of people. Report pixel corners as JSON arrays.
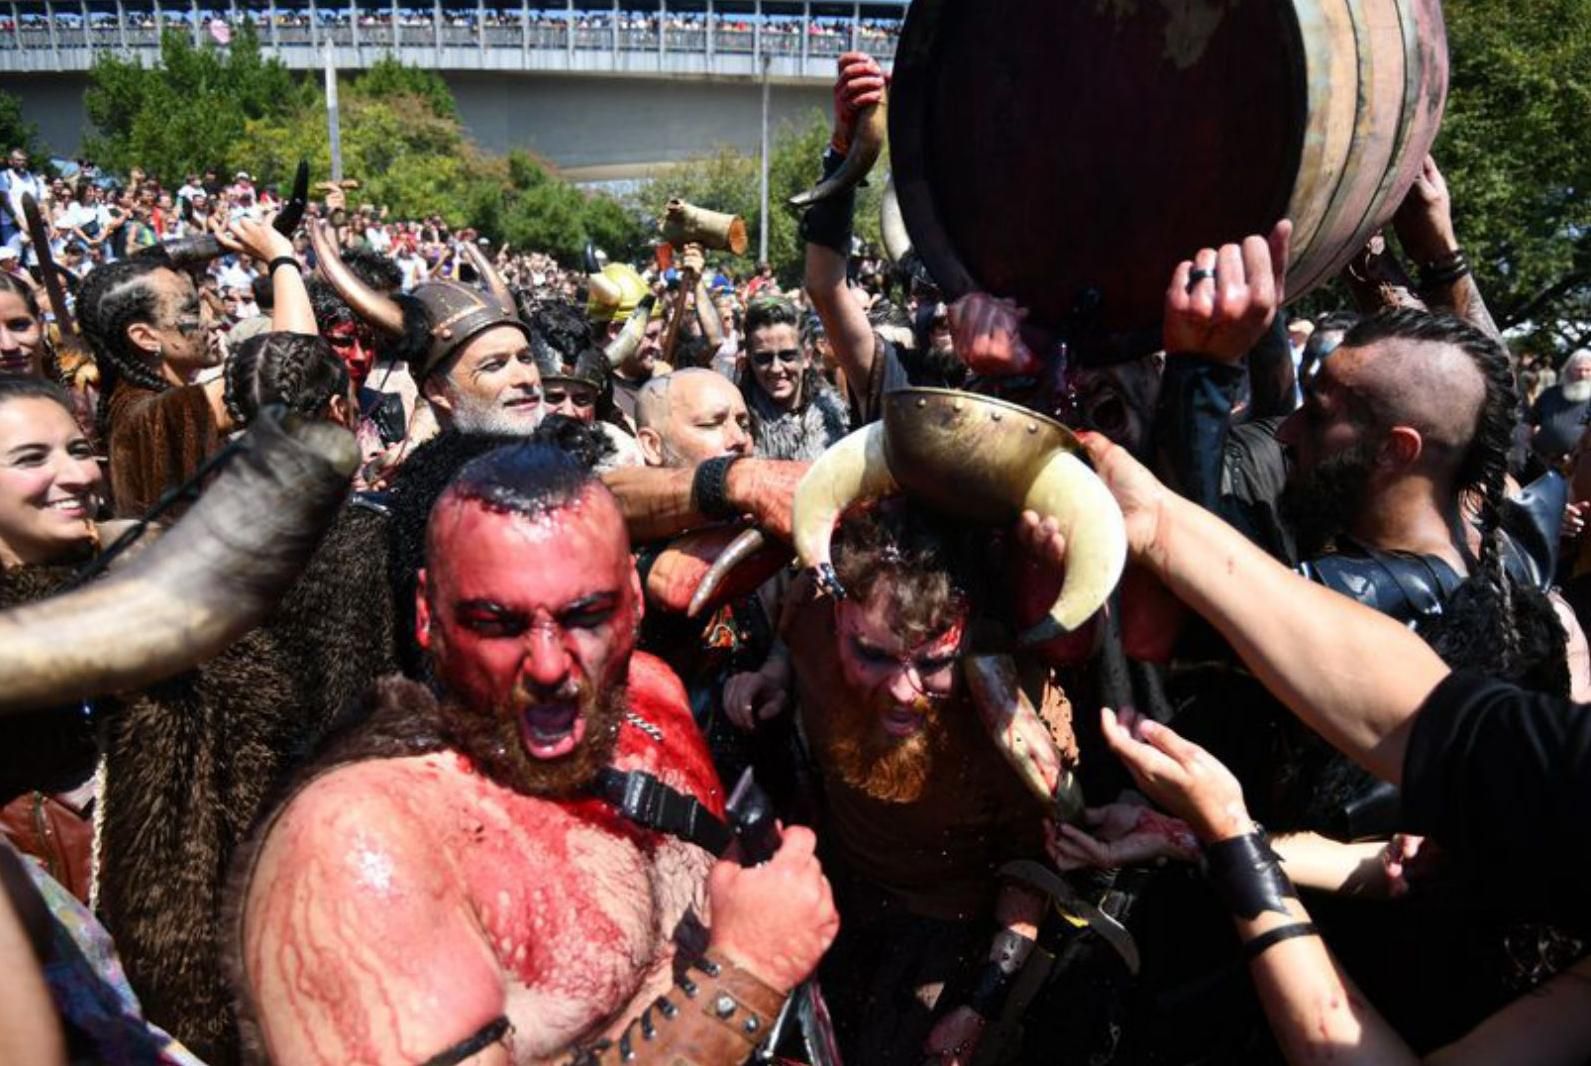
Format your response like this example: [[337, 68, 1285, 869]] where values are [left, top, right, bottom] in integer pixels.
[[2, 44, 1591, 1066]]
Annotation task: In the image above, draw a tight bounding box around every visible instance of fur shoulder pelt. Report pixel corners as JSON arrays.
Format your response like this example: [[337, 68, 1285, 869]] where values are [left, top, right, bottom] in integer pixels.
[[94, 501, 401, 1066]]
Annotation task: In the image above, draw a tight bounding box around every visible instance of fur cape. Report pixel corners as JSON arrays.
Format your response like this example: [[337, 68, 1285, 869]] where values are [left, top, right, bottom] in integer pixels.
[[94, 501, 397, 1066], [105, 380, 221, 521], [92, 425, 600, 1062]]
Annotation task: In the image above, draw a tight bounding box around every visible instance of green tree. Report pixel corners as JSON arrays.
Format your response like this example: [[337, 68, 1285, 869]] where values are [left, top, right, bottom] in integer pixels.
[[1429, 0, 1591, 352], [351, 56, 458, 119], [0, 91, 47, 162], [84, 22, 306, 183]]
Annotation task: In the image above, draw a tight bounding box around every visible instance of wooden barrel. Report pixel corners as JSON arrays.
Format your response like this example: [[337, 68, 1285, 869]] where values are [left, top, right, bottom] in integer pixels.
[[889, 0, 1448, 357]]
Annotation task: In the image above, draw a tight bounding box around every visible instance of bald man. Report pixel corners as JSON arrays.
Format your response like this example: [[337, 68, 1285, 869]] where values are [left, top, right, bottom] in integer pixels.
[[635, 368, 755, 470]]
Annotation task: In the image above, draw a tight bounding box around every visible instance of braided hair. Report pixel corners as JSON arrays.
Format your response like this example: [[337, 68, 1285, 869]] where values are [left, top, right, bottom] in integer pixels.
[[75, 252, 174, 435], [1343, 309, 1564, 685], [222, 331, 349, 427]]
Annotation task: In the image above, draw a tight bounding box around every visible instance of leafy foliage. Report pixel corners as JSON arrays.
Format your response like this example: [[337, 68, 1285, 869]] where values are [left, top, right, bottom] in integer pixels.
[[84, 23, 307, 182], [1429, 0, 1591, 353], [0, 91, 47, 162]]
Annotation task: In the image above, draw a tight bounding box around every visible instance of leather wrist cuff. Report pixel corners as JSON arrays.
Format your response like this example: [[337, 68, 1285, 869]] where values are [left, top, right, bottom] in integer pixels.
[[798, 148, 855, 256], [691, 455, 742, 522], [1418, 247, 1470, 289], [568, 950, 787, 1066], [1202, 830, 1297, 920]]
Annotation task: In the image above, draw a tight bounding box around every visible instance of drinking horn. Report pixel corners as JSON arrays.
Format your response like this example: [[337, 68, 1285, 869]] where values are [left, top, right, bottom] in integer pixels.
[[0, 411, 358, 714], [963, 654, 1085, 824], [789, 93, 887, 208], [686, 525, 769, 618], [158, 159, 310, 268], [308, 217, 406, 336], [792, 388, 1127, 645]]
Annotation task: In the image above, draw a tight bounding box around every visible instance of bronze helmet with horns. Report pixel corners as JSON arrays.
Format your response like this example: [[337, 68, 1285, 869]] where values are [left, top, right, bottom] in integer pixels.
[[309, 220, 530, 383]]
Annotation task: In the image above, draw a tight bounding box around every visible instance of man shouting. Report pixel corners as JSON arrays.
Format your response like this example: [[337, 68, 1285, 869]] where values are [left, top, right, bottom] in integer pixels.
[[232, 443, 837, 1065]]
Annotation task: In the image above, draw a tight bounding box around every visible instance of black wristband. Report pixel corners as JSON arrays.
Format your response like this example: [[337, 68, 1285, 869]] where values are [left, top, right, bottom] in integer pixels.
[[1242, 921, 1319, 962], [1418, 248, 1469, 289], [1203, 830, 1297, 920], [692, 455, 742, 521], [797, 148, 856, 256], [268, 256, 301, 275]]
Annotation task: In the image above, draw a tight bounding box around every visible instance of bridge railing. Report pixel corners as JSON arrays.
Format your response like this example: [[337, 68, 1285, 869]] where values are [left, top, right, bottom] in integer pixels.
[[0, 2, 904, 73]]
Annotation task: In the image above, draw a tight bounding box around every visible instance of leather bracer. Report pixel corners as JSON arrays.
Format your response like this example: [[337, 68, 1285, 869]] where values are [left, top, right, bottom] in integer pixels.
[[569, 951, 788, 1066]]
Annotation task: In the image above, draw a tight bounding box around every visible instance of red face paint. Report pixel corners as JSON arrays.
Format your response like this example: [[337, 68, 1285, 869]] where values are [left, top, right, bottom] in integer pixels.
[[420, 488, 639, 795], [836, 592, 965, 739], [325, 320, 376, 389]]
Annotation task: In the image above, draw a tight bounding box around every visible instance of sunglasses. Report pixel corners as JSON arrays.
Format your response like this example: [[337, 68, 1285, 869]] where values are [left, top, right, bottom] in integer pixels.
[[543, 387, 596, 408], [751, 348, 801, 369]]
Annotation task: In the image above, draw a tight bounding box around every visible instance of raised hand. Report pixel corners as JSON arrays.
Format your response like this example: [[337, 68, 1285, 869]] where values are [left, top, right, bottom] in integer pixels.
[[722, 668, 790, 732], [832, 51, 887, 156], [217, 214, 295, 265], [1164, 220, 1292, 363], [1099, 707, 1254, 844], [948, 291, 1043, 377], [1392, 155, 1459, 266]]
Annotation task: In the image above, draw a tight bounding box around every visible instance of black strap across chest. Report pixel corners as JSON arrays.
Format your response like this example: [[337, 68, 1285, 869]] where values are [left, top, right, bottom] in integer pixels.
[[593, 766, 733, 857]]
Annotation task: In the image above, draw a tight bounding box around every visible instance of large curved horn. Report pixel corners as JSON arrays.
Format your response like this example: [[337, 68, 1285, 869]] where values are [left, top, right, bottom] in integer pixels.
[[275, 159, 311, 237], [963, 654, 1085, 823], [1017, 451, 1128, 646], [460, 240, 515, 313], [588, 272, 622, 316], [792, 421, 899, 597], [0, 413, 358, 714], [880, 177, 912, 265], [687, 526, 767, 619], [309, 218, 405, 337], [789, 96, 887, 209], [604, 294, 657, 368]]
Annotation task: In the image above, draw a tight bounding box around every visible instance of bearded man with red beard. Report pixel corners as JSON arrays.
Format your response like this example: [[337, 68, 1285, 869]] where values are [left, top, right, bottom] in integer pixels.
[[780, 501, 1051, 1066], [231, 443, 838, 1065]]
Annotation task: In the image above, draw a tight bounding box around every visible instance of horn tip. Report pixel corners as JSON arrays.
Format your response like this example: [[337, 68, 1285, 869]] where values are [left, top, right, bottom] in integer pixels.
[[814, 564, 847, 600], [1016, 617, 1071, 647]]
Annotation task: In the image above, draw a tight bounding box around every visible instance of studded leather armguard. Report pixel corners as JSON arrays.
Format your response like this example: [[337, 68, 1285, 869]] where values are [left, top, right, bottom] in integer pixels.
[[568, 951, 788, 1066]]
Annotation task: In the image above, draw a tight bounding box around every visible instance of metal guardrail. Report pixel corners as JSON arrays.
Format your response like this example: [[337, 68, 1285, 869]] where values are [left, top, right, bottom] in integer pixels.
[[0, 3, 902, 75]]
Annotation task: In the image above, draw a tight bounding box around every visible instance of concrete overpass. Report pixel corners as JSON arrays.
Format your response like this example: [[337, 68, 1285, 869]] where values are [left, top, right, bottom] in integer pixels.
[[0, 1, 904, 178]]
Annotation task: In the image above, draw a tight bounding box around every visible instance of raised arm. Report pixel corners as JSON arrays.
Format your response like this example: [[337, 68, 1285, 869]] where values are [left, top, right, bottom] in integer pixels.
[[1101, 709, 1591, 1066], [801, 53, 885, 393], [217, 215, 315, 336], [1081, 430, 1448, 783], [1394, 155, 1502, 344]]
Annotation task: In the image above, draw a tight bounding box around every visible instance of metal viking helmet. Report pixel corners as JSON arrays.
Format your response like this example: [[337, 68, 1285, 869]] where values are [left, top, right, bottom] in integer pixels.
[[309, 220, 529, 382]]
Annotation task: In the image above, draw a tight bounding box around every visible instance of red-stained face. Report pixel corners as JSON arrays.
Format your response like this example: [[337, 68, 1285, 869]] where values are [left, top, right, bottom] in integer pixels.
[[324, 320, 375, 390], [835, 590, 965, 740], [416, 487, 642, 794]]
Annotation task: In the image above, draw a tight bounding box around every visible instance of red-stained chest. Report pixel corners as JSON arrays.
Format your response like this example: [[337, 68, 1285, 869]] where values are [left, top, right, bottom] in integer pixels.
[[429, 653, 723, 1034]]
